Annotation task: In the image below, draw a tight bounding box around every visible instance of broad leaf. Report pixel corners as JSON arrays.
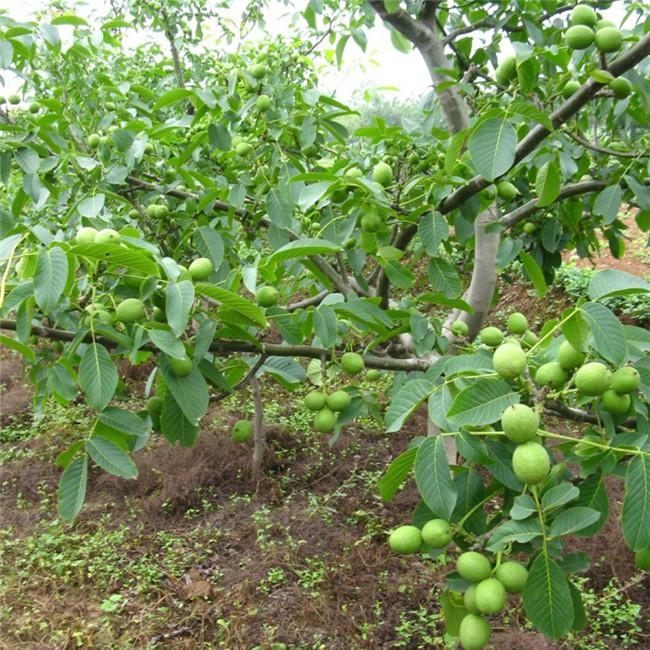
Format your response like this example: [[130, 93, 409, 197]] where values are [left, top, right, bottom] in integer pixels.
[[86, 435, 138, 479], [535, 160, 561, 207], [418, 212, 448, 256], [148, 329, 187, 359], [385, 378, 434, 432], [588, 269, 650, 301], [193, 226, 224, 270], [78, 343, 118, 410], [519, 251, 548, 298], [71, 243, 159, 277], [266, 238, 341, 265], [468, 117, 517, 181], [447, 378, 519, 426], [414, 436, 457, 520], [57, 456, 88, 521], [379, 446, 418, 501], [581, 302, 626, 365], [549, 507, 601, 538], [195, 284, 267, 328], [622, 456, 650, 551], [486, 518, 542, 550], [34, 246, 68, 313], [165, 280, 194, 337], [159, 355, 209, 425], [593, 185, 622, 224]]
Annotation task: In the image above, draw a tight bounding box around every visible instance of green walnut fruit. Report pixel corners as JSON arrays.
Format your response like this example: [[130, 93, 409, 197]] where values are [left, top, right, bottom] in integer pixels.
[[87, 133, 101, 148], [601, 389, 631, 415], [95, 228, 121, 244], [153, 307, 166, 323], [635, 548, 650, 570], [361, 213, 383, 233], [146, 396, 164, 416], [304, 391, 327, 411], [464, 585, 479, 614], [459, 614, 491, 650], [256, 94, 271, 110], [562, 80, 581, 99], [493, 343, 527, 379], [501, 403, 539, 444], [372, 161, 393, 187], [479, 326, 504, 347], [154, 205, 169, 219], [256, 286, 279, 308], [595, 27, 622, 52], [314, 407, 336, 433], [495, 561, 528, 593], [115, 298, 146, 323], [512, 441, 550, 485], [169, 355, 193, 377], [611, 367, 640, 394], [366, 369, 381, 380], [249, 63, 267, 79], [475, 578, 506, 614], [341, 352, 364, 375], [575, 362, 612, 396], [388, 525, 422, 555], [232, 419, 253, 443], [595, 19, 615, 30], [608, 77, 632, 99], [565, 25, 595, 49], [8, 94, 20, 105], [558, 340, 586, 370], [451, 320, 469, 336], [29, 102, 40, 114], [345, 166, 363, 178], [507, 312, 528, 335], [569, 4, 597, 26], [144, 142, 155, 154], [326, 390, 351, 412], [522, 222, 537, 234], [75, 227, 98, 245], [495, 55, 517, 86], [105, 101, 116, 110], [457, 552, 492, 583], [189, 257, 213, 281], [535, 362, 569, 389], [146, 204, 158, 218], [497, 180, 518, 201], [521, 330, 539, 349], [421, 519, 453, 548], [236, 141, 253, 156]]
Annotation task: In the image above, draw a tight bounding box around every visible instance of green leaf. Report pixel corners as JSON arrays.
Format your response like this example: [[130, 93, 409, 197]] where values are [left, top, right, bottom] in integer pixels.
[[483, 440, 523, 491], [427, 257, 461, 298], [15, 147, 40, 174], [51, 14, 88, 25], [447, 378, 519, 426], [575, 472, 608, 536], [383, 261, 415, 289], [384, 378, 434, 432], [535, 160, 561, 207], [379, 446, 418, 501], [34, 246, 68, 313], [153, 88, 193, 110], [86, 435, 138, 479], [207, 122, 231, 150], [195, 283, 267, 328], [451, 469, 487, 535], [542, 483, 579, 511], [71, 243, 159, 277], [78, 343, 118, 411], [568, 581, 587, 631], [549, 507, 601, 538], [588, 269, 650, 301], [581, 302, 626, 365], [193, 226, 224, 270], [523, 552, 574, 639], [418, 212, 449, 256], [486, 518, 543, 551], [415, 436, 457, 520], [561, 308, 589, 352], [57, 456, 88, 521], [314, 305, 337, 348], [165, 280, 194, 337], [593, 185, 622, 224], [440, 590, 467, 638], [95, 407, 149, 451], [519, 251, 548, 298], [510, 494, 537, 520], [160, 392, 198, 447], [468, 117, 517, 181], [266, 238, 341, 265], [78, 194, 105, 218], [622, 456, 650, 551], [0, 334, 36, 362], [159, 355, 209, 426], [148, 329, 187, 359]]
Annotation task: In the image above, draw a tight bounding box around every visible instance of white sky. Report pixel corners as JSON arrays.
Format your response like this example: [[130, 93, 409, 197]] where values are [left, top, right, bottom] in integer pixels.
[[0, 0, 629, 101]]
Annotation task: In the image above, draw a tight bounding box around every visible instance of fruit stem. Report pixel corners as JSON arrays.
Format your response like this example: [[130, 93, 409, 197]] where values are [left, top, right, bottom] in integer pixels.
[[525, 307, 581, 356], [537, 428, 650, 458], [457, 487, 504, 531], [531, 486, 548, 554]]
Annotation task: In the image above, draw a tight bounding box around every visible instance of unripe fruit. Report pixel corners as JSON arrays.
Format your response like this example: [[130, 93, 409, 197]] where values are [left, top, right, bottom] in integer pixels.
[[565, 25, 595, 50], [169, 355, 193, 377], [601, 389, 631, 415], [569, 4, 597, 26], [493, 343, 527, 379], [522, 222, 537, 235], [464, 585, 479, 614], [595, 19, 615, 30], [361, 213, 382, 232], [105, 101, 116, 110], [372, 161, 393, 187], [232, 419, 253, 443], [495, 55, 517, 86], [562, 80, 581, 99], [451, 320, 469, 336], [611, 367, 640, 394], [189, 257, 214, 281], [521, 330, 539, 349], [75, 227, 98, 244], [459, 614, 491, 650], [146, 396, 164, 416], [575, 362, 612, 396], [457, 552, 492, 583], [421, 519, 453, 548], [341, 352, 364, 375], [608, 77, 632, 99], [115, 298, 146, 323], [535, 361, 569, 388], [144, 142, 155, 154], [314, 407, 336, 433], [345, 166, 363, 178], [497, 180, 518, 201], [95, 228, 120, 244], [501, 403, 539, 444], [154, 205, 169, 219], [558, 340, 586, 370], [256, 286, 279, 307], [255, 94, 271, 110], [512, 441, 550, 485], [495, 561, 528, 593], [507, 312, 528, 335], [326, 390, 351, 412], [29, 102, 39, 113], [635, 548, 650, 570], [8, 94, 20, 105], [304, 391, 327, 411], [388, 525, 422, 555], [153, 307, 166, 323], [249, 63, 267, 79], [475, 578, 506, 614], [366, 369, 381, 380], [87, 133, 101, 148], [146, 204, 158, 218], [236, 141, 253, 156], [479, 326, 504, 347], [595, 27, 622, 53]]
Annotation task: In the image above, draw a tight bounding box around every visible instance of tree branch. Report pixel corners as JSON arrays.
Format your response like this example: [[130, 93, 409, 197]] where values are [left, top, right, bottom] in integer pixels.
[[545, 400, 636, 430], [286, 290, 329, 312], [565, 130, 646, 159]]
